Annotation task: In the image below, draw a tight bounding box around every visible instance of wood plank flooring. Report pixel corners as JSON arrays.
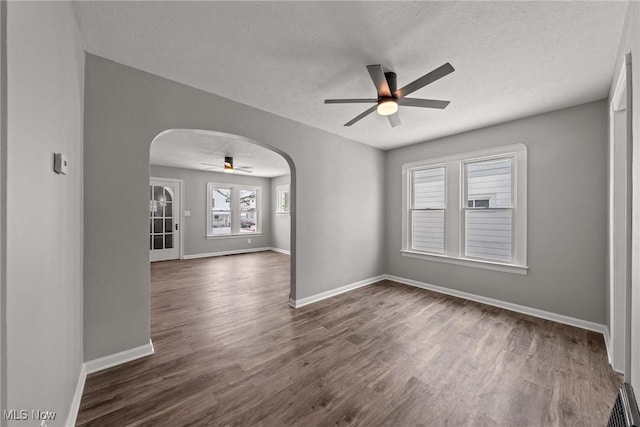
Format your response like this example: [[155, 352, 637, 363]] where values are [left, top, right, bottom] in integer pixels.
[[77, 251, 622, 426]]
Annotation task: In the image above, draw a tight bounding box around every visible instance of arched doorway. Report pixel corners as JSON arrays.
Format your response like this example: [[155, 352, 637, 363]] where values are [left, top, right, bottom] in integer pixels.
[[148, 128, 296, 300]]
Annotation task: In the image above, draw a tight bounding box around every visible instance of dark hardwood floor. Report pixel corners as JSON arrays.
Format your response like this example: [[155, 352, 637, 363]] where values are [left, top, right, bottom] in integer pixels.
[[77, 251, 621, 426]]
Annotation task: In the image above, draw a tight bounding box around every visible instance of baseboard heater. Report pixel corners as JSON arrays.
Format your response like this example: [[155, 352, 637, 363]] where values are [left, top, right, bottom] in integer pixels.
[[608, 383, 640, 427]]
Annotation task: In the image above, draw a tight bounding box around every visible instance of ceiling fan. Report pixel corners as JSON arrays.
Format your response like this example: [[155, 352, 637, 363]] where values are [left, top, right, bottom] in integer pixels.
[[201, 156, 253, 174], [324, 63, 454, 127]]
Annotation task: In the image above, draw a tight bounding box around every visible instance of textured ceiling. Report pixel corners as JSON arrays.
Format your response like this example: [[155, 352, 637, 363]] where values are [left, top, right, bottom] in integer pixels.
[[73, 1, 628, 150], [150, 129, 290, 178]]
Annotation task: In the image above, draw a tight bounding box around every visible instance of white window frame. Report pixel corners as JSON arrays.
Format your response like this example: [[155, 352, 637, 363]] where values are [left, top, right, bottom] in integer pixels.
[[206, 182, 262, 238], [409, 164, 447, 255], [276, 184, 290, 214], [401, 144, 527, 275]]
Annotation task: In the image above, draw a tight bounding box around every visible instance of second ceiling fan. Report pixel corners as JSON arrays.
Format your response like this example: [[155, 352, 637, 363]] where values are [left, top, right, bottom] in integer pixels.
[[325, 62, 454, 127], [201, 156, 253, 174]]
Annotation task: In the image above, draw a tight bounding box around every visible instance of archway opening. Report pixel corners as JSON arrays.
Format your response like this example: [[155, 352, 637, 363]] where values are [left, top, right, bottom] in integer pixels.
[[148, 128, 296, 303]]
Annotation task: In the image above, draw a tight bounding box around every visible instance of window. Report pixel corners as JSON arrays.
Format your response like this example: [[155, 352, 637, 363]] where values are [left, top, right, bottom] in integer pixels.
[[206, 183, 261, 237], [211, 187, 231, 235], [410, 166, 445, 254], [239, 189, 257, 233], [402, 144, 527, 274], [276, 184, 290, 214], [467, 198, 491, 208], [464, 158, 512, 263]]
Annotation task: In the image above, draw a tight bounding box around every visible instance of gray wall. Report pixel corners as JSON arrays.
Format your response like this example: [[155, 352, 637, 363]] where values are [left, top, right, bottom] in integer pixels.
[[271, 174, 291, 252], [6, 2, 84, 425], [84, 54, 386, 360], [610, 0, 640, 391], [0, 0, 6, 420], [150, 165, 273, 256], [386, 100, 608, 324]]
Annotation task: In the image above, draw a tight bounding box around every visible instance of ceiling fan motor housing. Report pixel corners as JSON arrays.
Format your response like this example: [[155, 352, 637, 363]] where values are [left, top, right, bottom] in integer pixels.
[[224, 156, 233, 170], [384, 72, 397, 97]]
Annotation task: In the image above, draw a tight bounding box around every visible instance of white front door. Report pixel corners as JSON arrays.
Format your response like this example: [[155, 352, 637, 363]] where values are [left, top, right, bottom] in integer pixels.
[[150, 178, 181, 262]]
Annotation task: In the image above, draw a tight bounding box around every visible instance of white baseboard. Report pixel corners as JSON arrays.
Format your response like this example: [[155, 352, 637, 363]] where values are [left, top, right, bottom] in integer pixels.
[[289, 275, 385, 308], [269, 247, 291, 255], [183, 247, 271, 259], [603, 327, 612, 365], [602, 327, 623, 374], [65, 363, 87, 427], [85, 340, 154, 375], [384, 274, 608, 335]]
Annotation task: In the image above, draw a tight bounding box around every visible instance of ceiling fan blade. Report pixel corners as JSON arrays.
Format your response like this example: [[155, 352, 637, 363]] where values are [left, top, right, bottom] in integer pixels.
[[387, 112, 401, 127], [344, 105, 377, 126], [398, 98, 450, 109], [394, 63, 455, 98], [367, 65, 392, 97], [325, 99, 377, 104], [235, 166, 253, 171], [201, 163, 223, 168]]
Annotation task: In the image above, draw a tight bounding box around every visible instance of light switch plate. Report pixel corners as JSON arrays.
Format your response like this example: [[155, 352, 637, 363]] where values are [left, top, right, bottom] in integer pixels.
[[184, 211, 191, 217]]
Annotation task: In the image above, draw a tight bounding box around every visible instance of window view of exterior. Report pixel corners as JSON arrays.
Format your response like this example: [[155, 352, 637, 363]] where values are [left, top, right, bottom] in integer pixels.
[[464, 157, 513, 262], [411, 166, 445, 254], [211, 187, 231, 235], [207, 183, 260, 236], [276, 184, 290, 214], [239, 189, 257, 233]]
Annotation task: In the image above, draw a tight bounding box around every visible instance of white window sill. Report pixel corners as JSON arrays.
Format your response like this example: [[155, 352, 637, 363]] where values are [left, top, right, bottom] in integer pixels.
[[207, 233, 262, 240], [400, 250, 528, 275]]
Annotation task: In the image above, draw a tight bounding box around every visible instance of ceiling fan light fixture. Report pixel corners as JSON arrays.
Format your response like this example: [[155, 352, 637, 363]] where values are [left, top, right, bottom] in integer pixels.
[[377, 99, 398, 116]]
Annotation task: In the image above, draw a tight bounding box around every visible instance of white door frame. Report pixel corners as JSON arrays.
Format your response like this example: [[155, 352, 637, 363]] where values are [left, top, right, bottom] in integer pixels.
[[150, 177, 184, 261], [609, 54, 631, 374]]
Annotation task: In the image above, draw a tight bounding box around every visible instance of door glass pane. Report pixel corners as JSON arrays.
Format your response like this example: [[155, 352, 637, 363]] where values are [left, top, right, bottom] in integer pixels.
[[164, 219, 173, 233], [165, 234, 173, 249], [412, 210, 445, 254], [164, 187, 173, 203], [465, 210, 512, 262], [153, 219, 163, 233], [153, 185, 164, 202], [165, 203, 173, 217], [153, 235, 163, 250]]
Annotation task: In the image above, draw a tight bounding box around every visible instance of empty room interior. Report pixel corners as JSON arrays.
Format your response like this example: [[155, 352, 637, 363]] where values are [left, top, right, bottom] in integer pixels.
[[4, 1, 640, 426]]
